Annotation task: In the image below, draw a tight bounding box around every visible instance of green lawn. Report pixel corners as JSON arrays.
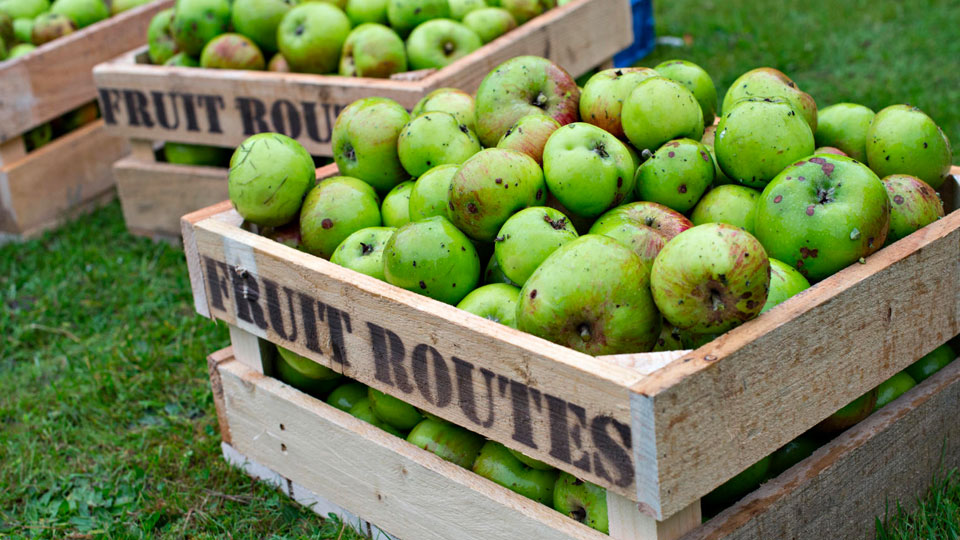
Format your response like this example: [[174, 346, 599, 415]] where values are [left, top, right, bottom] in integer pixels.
[[2, 0, 959, 537]]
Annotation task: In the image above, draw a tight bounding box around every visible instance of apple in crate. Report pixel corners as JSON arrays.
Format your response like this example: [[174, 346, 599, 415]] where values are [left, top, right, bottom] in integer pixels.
[[146, 9, 178, 65], [463, 7, 517, 44], [690, 184, 761, 235], [881, 174, 945, 244], [228, 133, 315, 227], [50, 0, 109, 29], [408, 164, 457, 221], [814, 103, 875, 163], [473, 441, 559, 505], [496, 114, 561, 165], [171, 0, 231, 56], [412, 88, 478, 133], [398, 111, 481, 177], [381, 180, 415, 227], [456, 283, 521, 328], [326, 381, 369, 412], [330, 226, 396, 281], [654, 59, 718, 126], [553, 472, 608, 533], [275, 345, 343, 397], [622, 77, 704, 153], [592, 201, 693, 241], [333, 97, 411, 193], [339, 23, 407, 78], [231, 0, 296, 54], [406, 19, 482, 70], [407, 417, 486, 468], [200, 33, 266, 70], [387, 0, 450, 36], [300, 176, 382, 259], [866, 104, 953, 189], [277, 2, 351, 74], [579, 67, 656, 139], [494, 206, 578, 285], [721, 67, 818, 132]]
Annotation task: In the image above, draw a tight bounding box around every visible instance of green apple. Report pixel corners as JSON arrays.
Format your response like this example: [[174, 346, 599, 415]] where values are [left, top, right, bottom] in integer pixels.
[[866, 104, 952, 189], [654, 59, 718, 126], [398, 111, 480, 177], [200, 33, 266, 70], [405, 19, 482, 71], [171, 0, 231, 56], [814, 103, 875, 163], [462, 7, 515, 43], [882, 174, 945, 244], [622, 76, 704, 153], [23, 123, 52, 152], [300, 176, 382, 259], [369, 387, 423, 431], [381, 180, 414, 227], [715, 97, 815, 189], [701, 456, 771, 514], [449, 0, 485, 19], [721, 67, 818, 132], [386, 0, 449, 36], [110, 0, 152, 14], [164, 52, 199, 67], [31, 13, 76, 45], [411, 87, 477, 133], [690, 184, 761, 234], [496, 114, 560, 165], [905, 344, 956, 383], [50, 0, 108, 28], [553, 472, 607, 533], [587, 215, 665, 269], [579, 67, 657, 140], [517, 235, 661, 355], [267, 52, 289, 71], [407, 417, 485, 468], [593, 201, 692, 241], [163, 142, 231, 166], [651, 223, 770, 334], [0, 12, 13, 46], [474, 56, 580, 147], [345, 0, 388, 25], [228, 133, 315, 227], [231, 0, 297, 53], [147, 9, 178, 65], [500, 0, 552, 24], [277, 2, 351, 74], [448, 148, 546, 242], [326, 381, 369, 412], [873, 371, 916, 412], [474, 441, 559, 505], [483, 253, 519, 286], [339, 23, 407, 78], [761, 258, 810, 313], [814, 389, 878, 434], [753, 154, 890, 281], [494, 206, 577, 285], [0, 0, 49, 19], [349, 397, 406, 437], [635, 138, 714, 213], [456, 283, 520, 327], [507, 448, 553, 470], [408, 164, 457, 221], [14, 18, 35, 44], [543, 122, 635, 218], [767, 435, 819, 479], [383, 216, 481, 304], [330, 226, 396, 280], [311, 0, 347, 8], [275, 345, 343, 397], [8, 43, 35, 58], [332, 97, 411, 193]]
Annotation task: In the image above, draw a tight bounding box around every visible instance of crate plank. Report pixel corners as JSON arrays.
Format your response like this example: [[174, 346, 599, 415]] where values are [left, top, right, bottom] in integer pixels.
[[0, 0, 172, 141], [684, 356, 960, 540]]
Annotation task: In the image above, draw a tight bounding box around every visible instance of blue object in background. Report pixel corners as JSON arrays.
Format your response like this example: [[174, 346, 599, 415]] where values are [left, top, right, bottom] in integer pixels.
[[614, 0, 656, 67]]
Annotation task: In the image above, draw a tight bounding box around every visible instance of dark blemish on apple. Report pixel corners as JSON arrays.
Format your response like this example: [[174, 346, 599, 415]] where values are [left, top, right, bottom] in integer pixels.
[[295, 24, 304, 36], [448, 201, 454, 210], [886, 156, 890, 161], [459, 124, 469, 134], [617, 177, 623, 188], [798, 176, 805, 181], [614, 69, 623, 76], [701, 151, 710, 162], [678, 184, 687, 193], [536, 189, 543, 199], [806, 205, 815, 216], [800, 247, 818, 259], [412, 260, 416, 267], [495, 178, 502, 184], [924, 142, 928, 148], [467, 203, 478, 214], [794, 161, 807, 167], [741, 291, 752, 299], [495, 235, 505, 242], [452, 283, 456, 287], [809, 157, 835, 176], [321, 219, 334, 229], [774, 195, 783, 203], [868, 237, 875, 248], [894, 195, 905, 204], [668, 151, 675, 158], [461, 246, 465, 251], [746, 300, 756, 309], [419, 280, 426, 289], [414, 7, 421, 13], [360, 242, 373, 255], [530, 290, 537, 299], [796, 259, 804, 268]]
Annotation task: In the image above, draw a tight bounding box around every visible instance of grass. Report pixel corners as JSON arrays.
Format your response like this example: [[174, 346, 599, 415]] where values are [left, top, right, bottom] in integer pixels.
[[877, 468, 960, 539], [640, 0, 960, 161]]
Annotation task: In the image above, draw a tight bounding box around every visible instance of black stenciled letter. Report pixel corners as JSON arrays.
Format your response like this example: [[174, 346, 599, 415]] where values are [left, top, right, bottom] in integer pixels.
[[122, 89, 154, 127], [197, 95, 225, 133], [229, 267, 268, 329], [367, 322, 413, 393], [298, 292, 324, 354], [236, 97, 270, 135], [544, 395, 592, 472], [262, 278, 298, 342], [318, 303, 352, 366], [151, 91, 180, 130], [452, 357, 496, 428], [97, 89, 122, 125], [271, 99, 302, 139], [204, 256, 231, 311], [411, 344, 452, 407], [590, 415, 634, 488], [498, 376, 541, 449], [176, 92, 201, 132]]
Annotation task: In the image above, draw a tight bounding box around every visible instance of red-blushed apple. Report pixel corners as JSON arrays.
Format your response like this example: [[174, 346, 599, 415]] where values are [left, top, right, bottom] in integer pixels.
[[578, 67, 657, 139], [815, 103, 874, 162], [267, 52, 290, 71], [494, 206, 578, 285], [761, 258, 810, 313], [474, 56, 580, 147], [496, 114, 561, 165], [592, 201, 693, 240], [814, 146, 847, 156], [754, 154, 890, 281], [654, 59, 718, 126], [866, 104, 953, 189], [690, 184, 761, 234], [516, 235, 661, 355], [651, 223, 770, 334], [588, 216, 666, 269], [881, 174, 944, 244], [721, 67, 818, 132], [622, 76, 704, 153], [635, 138, 715, 213], [412, 88, 477, 133], [199, 33, 266, 70]]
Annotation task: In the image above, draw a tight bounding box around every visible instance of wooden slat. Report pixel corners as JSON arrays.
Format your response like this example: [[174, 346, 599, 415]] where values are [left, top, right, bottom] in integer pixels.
[[92, 0, 632, 156], [207, 347, 234, 446], [0, 0, 172, 141], [181, 200, 238, 318], [113, 157, 227, 240], [0, 119, 128, 237], [684, 357, 960, 540], [217, 357, 612, 540], [609, 494, 701, 540], [630, 175, 960, 519]]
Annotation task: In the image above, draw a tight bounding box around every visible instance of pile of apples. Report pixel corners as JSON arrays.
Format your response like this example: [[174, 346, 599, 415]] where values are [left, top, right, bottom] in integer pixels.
[[0, 0, 150, 60], [144, 0, 556, 74]]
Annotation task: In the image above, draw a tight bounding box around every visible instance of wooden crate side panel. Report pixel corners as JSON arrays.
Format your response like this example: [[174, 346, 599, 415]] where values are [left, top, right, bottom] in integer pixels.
[[114, 157, 227, 239], [0, 0, 172, 141], [427, 0, 633, 91], [0, 120, 128, 235], [217, 359, 611, 540], [685, 358, 960, 540], [633, 203, 960, 519], [192, 217, 644, 500]]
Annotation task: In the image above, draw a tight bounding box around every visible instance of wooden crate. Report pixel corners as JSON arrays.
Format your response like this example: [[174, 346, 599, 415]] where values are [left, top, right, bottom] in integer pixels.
[[207, 345, 960, 539], [181, 161, 960, 525], [0, 120, 129, 240], [91, 0, 632, 157]]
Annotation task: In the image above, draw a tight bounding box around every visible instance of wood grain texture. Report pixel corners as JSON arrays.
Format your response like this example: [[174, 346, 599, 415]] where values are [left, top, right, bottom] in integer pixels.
[[0, 120, 127, 237], [631, 174, 960, 519], [217, 357, 611, 540], [207, 347, 234, 446], [92, 0, 631, 156], [114, 157, 227, 240], [0, 0, 171, 141], [609, 493, 700, 540], [684, 357, 960, 540], [181, 200, 237, 318]]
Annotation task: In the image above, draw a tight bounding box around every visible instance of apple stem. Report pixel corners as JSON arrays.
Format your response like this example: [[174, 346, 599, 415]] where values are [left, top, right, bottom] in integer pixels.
[[578, 324, 591, 341]]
